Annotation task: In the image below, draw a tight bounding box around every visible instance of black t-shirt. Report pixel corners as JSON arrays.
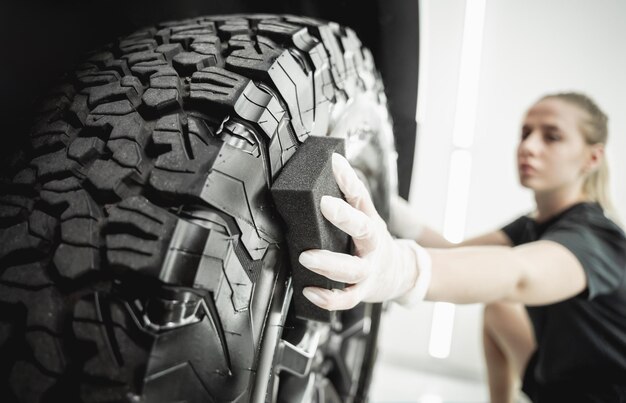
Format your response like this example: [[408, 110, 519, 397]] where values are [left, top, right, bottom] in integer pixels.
[[501, 202, 626, 402]]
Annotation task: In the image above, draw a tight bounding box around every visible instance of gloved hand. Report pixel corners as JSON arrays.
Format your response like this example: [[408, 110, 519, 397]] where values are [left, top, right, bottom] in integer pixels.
[[299, 153, 431, 311], [389, 194, 424, 241]]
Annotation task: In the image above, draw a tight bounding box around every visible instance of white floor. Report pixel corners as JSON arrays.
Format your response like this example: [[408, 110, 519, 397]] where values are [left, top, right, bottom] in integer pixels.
[[369, 360, 533, 403], [369, 360, 489, 403]]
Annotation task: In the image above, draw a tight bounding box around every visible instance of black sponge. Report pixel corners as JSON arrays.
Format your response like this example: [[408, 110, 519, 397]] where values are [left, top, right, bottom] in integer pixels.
[[271, 136, 350, 322]]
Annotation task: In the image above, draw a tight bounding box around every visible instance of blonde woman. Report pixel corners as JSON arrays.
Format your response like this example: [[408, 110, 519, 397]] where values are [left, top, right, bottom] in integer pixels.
[[298, 93, 626, 402]]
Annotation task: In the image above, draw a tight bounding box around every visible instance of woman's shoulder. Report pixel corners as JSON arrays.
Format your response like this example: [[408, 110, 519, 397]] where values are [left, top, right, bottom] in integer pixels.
[[564, 202, 624, 236], [543, 202, 626, 257]]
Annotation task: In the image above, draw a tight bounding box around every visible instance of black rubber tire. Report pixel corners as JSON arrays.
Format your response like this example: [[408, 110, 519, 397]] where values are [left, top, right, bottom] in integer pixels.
[[0, 14, 395, 403]]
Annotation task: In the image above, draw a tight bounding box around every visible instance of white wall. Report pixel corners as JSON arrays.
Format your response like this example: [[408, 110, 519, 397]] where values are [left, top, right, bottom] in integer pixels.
[[378, 0, 626, 387]]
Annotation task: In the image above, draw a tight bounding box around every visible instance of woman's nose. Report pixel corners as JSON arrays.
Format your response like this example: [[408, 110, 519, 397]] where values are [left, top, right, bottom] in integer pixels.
[[519, 131, 541, 156]]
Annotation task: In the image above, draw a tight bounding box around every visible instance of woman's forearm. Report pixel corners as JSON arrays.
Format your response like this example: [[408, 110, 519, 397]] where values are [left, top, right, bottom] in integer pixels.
[[425, 246, 527, 304]]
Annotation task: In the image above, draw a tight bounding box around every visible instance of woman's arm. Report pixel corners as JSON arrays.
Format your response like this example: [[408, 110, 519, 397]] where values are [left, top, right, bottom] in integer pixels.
[[390, 195, 511, 248], [298, 154, 588, 311], [426, 241, 587, 305], [419, 227, 511, 248]]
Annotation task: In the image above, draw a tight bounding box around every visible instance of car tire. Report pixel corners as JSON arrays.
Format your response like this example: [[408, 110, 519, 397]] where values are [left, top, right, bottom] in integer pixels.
[[0, 14, 397, 403]]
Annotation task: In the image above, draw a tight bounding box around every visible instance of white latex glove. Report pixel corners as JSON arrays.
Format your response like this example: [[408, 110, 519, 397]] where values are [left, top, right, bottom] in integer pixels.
[[298, 153, 430, 311], [389, 194, 424, 241]]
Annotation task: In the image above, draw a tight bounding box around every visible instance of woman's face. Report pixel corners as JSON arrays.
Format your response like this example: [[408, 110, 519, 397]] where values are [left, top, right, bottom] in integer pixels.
[[517, 98, 594, 194]]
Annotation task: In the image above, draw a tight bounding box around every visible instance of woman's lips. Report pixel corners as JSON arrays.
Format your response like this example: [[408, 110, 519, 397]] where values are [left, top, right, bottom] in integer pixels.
[[519, 163, 536, 175]]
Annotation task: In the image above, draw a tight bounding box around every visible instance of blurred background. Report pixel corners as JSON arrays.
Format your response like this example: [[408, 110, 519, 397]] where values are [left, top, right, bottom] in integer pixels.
[[371, 0, 626, 402], [1, 0, 624, 401]]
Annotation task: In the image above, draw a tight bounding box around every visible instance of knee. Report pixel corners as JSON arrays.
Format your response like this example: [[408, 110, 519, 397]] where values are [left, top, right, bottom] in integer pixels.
[[483, 302, 510, 331], [483, 302, 502, 323]]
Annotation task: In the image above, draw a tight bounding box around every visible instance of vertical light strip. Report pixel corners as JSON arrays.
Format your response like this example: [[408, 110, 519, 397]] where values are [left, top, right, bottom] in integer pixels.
[[420, 394, 443, 403], [428, 302, 456, 358], [428, 0, 486, 360], [442, 150, 473, 243], [452, 0, 487, 149]]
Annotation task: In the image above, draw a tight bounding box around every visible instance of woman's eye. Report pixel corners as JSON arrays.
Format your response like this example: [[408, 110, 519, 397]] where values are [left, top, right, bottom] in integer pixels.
[[545, 133, 561, 142], [521, 129, 530, 140]]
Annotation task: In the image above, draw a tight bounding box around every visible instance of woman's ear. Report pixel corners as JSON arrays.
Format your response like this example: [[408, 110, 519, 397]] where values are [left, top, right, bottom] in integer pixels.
[[586, 143, 605, 173]]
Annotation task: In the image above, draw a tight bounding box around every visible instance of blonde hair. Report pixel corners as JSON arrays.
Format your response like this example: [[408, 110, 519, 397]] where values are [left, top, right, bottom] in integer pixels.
[[540, 92, 618, 220]]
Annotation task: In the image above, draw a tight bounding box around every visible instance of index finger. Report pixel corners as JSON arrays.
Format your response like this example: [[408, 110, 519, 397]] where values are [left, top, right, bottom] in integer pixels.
[[331, 153, 378, 218]]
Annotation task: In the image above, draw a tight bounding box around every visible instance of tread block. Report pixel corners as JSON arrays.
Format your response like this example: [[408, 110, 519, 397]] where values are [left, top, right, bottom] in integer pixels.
[[155, 43, 183, 62], [40, 189, 95, 220], [28, 210, 57, 241], [131, 59, 170, 80], [85, 159, 140, 201], [108, 138, 145, 170], [142, 88, 181, 112], [76, 70, 121, 88], [123, 50, 165, 66], [42, 177, 82, 193], [120, 38, 158, 54], [170, 23, 216, 35], [26, 330, 65, 374], [85, 76, 144, 108], [169, 23, 217, 49], [126, 28, 157, 41], [160, 17, 200, 28], [107, 234, 155, 254], [31, 148, 80, 181], [152, 66, 179, 78], [0, 222, 48, 261], [218, 18, 252, 37], [86, 112, 147, 145], [105, 59, 131, 77], [225, 35, 282, 78], [190, 35, 221, 45], [190, 43, 223, 66], [257, 20, 302, 43], [109, 196, 168, 237], [155, 27, 172, 45], [73, 293, 149, 393], [30, 120, 74, 152], [105, 196, 177, 276], [91, 100, 135, 116], [152, 114, 215, 169], [0, 194, 33, 213], [9, 360, 57, 403], [48, 83, 76, 100], [13, 168, 36, 186], [36, 95, 71, 116], [190, 38, 219, 50], [61, 190, 102, 220], [284, 15, 323, 27], [68, 136, 106, 165], [267, 50, 317, 141], [172, 51, 220, 76], [60, 218, 100, 247], [149, 75, 180, 89], [53, 243, 99, 278], [0, 205, 22, 222], [0, 261, 52, 288], [86, 51, 115, 68], [189, 66, 250, 113], [68, 94, 89, 126]]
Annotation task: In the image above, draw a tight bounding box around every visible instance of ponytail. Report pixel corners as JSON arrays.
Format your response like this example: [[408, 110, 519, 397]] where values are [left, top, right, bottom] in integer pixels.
[[541, 92, 619, 223], [583, 158, 619, 222]]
